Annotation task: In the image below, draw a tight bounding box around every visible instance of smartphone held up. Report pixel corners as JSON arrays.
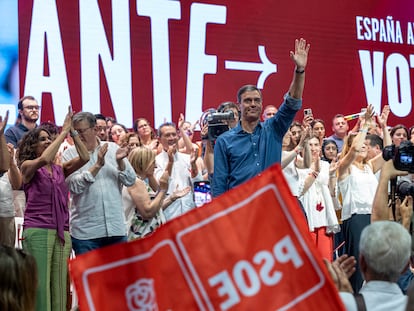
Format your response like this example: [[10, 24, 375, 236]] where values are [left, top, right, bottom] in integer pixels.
[[193, 181, 212, 207]]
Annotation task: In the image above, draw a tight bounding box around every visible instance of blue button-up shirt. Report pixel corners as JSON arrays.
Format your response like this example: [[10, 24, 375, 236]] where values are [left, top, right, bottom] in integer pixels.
[[212, 94, 301, 197], [5, 123, 33, 148]]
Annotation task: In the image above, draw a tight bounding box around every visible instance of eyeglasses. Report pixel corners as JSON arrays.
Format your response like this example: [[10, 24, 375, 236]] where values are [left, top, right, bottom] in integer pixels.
[[97, 126, 107, 132], [24, 105, 41, 111], [75, 127, 93, 134]]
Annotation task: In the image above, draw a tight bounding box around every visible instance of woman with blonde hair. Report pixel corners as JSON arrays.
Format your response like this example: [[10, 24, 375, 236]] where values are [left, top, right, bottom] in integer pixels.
[[122, 147, 190, 240]]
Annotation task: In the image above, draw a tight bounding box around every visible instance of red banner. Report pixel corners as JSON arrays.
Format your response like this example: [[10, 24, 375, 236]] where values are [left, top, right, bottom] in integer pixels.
[[69, 165, 345, 311]]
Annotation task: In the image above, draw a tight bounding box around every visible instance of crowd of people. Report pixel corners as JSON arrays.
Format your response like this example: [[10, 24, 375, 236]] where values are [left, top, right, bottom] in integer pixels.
[[0, 37, 414, 310]]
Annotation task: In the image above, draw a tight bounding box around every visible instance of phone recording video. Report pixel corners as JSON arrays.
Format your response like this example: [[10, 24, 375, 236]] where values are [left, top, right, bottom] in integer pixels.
[[304, 108, 312, 116], [193, 181, 212, 207]]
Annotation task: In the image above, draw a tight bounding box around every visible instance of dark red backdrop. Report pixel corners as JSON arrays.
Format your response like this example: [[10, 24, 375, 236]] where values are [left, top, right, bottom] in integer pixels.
[[19, 0, 414, 133]]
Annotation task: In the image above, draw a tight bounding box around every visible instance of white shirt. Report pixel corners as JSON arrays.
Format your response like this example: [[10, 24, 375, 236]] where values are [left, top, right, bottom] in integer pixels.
[[282, 151, 301, 197], [0, 173, 14, 217], [63, 141, 136, 239], [338, 164, 378, 221], [298, 161, 339, 233], [155, 150, 202, 220], [340, 281, 407, 311]]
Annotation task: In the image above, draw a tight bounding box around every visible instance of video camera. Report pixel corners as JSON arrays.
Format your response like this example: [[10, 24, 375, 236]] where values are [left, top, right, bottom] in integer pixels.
[[200, 109, 235, 144], [207, 110, 234, 142], [382, 141, 414, 173]]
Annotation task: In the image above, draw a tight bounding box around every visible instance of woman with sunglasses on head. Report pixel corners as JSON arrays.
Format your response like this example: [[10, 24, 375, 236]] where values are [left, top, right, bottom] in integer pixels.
[[17, 107, 89, 311]]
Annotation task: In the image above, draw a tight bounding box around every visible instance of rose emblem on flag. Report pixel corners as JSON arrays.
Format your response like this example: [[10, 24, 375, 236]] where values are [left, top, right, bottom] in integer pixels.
[[125, 278, 158, 311]]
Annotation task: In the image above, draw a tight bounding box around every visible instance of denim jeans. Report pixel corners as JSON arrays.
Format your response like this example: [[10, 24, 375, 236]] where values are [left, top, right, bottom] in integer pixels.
[[71, 235, 127, 255]]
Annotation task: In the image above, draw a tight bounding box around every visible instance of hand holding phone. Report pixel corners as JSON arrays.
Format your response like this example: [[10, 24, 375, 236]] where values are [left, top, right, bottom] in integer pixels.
[[193, 181, 212, 207], [304, 108, 312, 116]]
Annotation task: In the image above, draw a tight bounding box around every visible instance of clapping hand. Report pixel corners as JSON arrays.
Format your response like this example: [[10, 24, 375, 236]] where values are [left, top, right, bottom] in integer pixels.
[[116, 145, 129, 161], [170, 185, 191, 201], [376, 105, 390, 129], [97, 143, 108, 167], [167, 144, 176, 161], [62, 106, 73, 133], [158, 170, 169, 191]]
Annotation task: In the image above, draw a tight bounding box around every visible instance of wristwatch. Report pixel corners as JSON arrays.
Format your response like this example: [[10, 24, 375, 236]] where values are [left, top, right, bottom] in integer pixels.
[[70, 130, 79, 138]]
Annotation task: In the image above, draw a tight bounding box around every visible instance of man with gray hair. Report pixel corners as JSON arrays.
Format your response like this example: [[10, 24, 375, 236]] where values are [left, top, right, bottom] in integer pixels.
[[63, 112, 136, 255], [338, 221, 411, 310]]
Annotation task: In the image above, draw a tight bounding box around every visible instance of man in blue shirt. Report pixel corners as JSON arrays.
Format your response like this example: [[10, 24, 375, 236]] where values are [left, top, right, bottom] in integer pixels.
[[212, 38, 310, 197]]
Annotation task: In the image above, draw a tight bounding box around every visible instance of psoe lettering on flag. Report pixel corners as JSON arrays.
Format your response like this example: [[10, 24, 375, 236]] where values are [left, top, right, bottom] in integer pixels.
[[69, 164, 345, 311]]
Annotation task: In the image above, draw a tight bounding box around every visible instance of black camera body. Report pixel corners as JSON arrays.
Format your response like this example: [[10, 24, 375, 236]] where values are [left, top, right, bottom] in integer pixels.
[[206, 110, 234, 143], [397, 179, 414, 197], [382, 141, 414, 173]]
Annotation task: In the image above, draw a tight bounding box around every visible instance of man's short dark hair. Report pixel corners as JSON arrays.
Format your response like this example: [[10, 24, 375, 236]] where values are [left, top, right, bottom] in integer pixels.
[[18, 96, 36, 110], [237, 85, 262, 103], [39, 121, 60, 137], [217, 101, 238, 113], [366, 134, 383, 150], [157, 122, 176, 137], [94, 113, 106, 121]]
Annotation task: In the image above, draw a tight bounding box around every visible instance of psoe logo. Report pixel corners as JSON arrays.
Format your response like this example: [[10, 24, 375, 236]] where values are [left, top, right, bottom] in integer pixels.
[[125, 278, 158, 311]]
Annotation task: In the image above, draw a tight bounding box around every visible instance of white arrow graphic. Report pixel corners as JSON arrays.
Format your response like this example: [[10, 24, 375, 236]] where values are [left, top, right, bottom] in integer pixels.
[[224, 45, 277, 89]]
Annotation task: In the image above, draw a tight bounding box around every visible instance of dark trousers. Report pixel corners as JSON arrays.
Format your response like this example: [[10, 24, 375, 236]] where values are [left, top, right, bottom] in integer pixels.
[[342, 214, 371, 293], [71, 235, 127, 255]]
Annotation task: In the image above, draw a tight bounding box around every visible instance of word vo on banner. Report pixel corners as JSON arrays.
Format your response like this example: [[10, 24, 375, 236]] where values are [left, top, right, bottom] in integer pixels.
[[69, 164, 345, 311]]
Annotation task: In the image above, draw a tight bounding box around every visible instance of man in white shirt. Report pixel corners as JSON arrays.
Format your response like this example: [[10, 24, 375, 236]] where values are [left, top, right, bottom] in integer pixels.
[[332, 221, 410, 310], [154, 122, 202, 220], [63, 112, 136, 255]]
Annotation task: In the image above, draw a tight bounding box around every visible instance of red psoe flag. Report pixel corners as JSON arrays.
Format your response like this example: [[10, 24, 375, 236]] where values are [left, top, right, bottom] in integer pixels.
[[69, 164, 345, 311]]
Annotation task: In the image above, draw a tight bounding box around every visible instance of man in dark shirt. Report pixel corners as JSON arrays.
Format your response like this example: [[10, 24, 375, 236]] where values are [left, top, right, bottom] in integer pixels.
[[212, 38, 310, 197], [5, 96, 39, 147]]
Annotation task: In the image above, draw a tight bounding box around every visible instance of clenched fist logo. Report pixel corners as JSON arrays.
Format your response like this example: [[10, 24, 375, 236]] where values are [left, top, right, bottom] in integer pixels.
[[125, 278, 158, 311]]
